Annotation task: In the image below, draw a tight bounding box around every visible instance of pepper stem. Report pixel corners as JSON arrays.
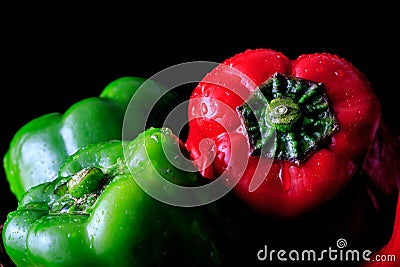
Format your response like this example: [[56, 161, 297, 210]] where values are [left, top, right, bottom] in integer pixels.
[[67, 167, 104, 198], [266, 97, 301, 132], [237, 72, 339, 164]]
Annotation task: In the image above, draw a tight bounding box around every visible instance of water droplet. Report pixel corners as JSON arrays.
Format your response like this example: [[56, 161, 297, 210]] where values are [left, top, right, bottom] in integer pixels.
[[334, 70, 344, 77], [150, 134, 159, 143], [201, 103, 208, 115], [278, 163, 291, 191]]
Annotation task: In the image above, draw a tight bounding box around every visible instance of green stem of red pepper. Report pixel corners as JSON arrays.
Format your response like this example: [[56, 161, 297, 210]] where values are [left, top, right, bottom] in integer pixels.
[[265, 96, 301, 130], [237, 72, 340, 164]]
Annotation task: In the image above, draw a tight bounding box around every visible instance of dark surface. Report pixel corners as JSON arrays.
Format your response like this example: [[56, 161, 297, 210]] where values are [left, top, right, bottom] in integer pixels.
[[1, 5, 399, 266]]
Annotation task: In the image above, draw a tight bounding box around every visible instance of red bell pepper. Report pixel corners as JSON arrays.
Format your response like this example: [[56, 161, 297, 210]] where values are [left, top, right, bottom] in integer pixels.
[[360, 120, 400, 266], [361, 193, 400, 266], [364, 121, 400, 195], [186, 48, 383, 218]]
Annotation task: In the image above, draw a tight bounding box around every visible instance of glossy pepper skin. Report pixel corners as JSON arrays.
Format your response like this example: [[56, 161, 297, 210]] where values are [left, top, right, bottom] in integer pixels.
[[4, 77, 179, 200], [361, 193, 400, 267], [186, 48, 381, 218], [361, 124, 400, 266], [2, 127, 222, 267]]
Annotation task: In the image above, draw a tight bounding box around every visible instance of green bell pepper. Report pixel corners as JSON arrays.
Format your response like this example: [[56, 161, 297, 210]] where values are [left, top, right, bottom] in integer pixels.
[[2, 127, 222, 266], [4, 77, 180, 200]]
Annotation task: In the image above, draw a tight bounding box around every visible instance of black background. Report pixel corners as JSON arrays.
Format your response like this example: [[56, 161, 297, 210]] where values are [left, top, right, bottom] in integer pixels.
[[1, 4, 399, 266]]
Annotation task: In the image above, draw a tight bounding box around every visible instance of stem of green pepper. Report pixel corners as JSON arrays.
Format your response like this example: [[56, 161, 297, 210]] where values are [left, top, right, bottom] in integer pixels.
[[67, 168, 104, 198]]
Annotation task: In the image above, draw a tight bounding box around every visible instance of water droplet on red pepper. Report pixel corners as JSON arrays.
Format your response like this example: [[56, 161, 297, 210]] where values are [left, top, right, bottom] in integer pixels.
[[334, 70, 344, 77], [201, 102, 208, 115], [278, 162, 291, 191]]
